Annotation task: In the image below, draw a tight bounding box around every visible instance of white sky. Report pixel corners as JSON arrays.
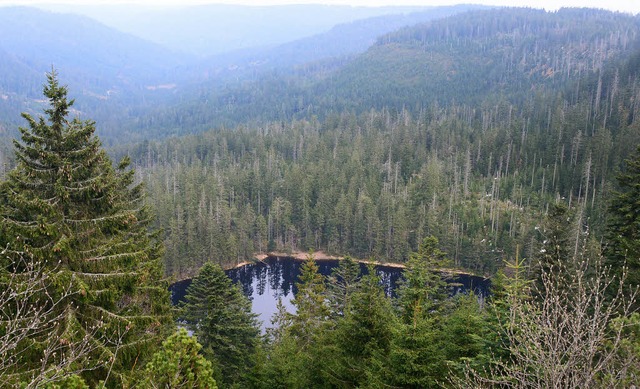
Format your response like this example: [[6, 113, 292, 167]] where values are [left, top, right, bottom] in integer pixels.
[[0, 0, 638, 14]]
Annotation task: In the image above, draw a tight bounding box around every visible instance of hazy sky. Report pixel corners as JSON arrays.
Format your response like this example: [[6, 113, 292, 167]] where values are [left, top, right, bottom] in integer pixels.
[[1, 0, 638, 14]]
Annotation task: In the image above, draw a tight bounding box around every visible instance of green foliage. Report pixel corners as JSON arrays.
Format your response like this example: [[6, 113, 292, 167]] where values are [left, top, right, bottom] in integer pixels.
[[397, 236, 451, 323], [39, 374, 88, 389], [132, 56, 640, 276], [455, 247, 639, 388], [0, 71, 173, 387], [261, 242, 494, 389], [289, 254, 330, 341], [602, 312, 640, 386], [606, 145, 640, 290], [327, 266, 397, 387], [326, 255, 362, 319], [532, 203, 575, 287], [137, 328, 217, 389], [181, 262, 260, 387], [259, 256, 331, 389]]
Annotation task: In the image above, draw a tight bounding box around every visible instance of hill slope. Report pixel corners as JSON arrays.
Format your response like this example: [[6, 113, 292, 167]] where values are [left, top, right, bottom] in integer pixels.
[[0, 6, 187, 137], [37, 3, 433, 57], [144, 8, 639, 137]]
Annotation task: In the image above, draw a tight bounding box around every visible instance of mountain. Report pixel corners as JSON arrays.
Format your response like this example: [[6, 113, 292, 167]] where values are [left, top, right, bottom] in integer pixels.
[[190, 5, 489, 84], [321, 7, 640, 109], [36, 3, 433, 57], [136, 8, 640, 137], [119, 10, 640, 277], [4, 6, 638, 144], [0, 6, 187, 136], [0, 4, 482, 141], [0, 7, 187, 91]]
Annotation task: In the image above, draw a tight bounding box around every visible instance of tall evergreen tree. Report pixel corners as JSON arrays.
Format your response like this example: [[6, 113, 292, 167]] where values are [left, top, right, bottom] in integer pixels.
[[397, 235, 451, 323], [327, 265, 396, 388], [276, 254, 331, 388], [325, 255, 361, 320], [0, 71, 173, 386], [181, 262, 260, 387], [383, 236, 452, 387], [288, 254, 329, 341]]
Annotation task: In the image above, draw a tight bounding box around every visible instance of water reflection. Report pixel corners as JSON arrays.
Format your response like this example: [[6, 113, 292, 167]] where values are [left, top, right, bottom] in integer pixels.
[[170, 256, 490, 331]]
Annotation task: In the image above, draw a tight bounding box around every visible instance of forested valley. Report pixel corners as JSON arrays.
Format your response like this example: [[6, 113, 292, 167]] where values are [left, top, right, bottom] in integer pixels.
[[1, 5, 639, 388]]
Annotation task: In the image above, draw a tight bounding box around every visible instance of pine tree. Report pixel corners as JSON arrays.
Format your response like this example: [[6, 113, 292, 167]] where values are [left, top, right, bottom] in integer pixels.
[[0, 71, 173, 387], [181, 262, 260, 387]]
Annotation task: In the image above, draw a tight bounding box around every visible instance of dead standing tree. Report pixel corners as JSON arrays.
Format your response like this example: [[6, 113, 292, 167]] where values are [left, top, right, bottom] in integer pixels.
[[454, 250, 639, 388], [0, 253, 115, 388]]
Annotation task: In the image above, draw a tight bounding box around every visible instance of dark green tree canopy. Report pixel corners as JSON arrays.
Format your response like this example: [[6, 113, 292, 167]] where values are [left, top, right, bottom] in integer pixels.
[[181, 261, 260, 387], [607, 145, 640, 289], [0, 71, 173, 387], [138, 328, 218, 389]]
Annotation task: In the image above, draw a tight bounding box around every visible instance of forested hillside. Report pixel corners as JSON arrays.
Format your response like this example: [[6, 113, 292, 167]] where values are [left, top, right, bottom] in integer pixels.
[[186, 5, 486, 87], [111, 8, 640, 279]]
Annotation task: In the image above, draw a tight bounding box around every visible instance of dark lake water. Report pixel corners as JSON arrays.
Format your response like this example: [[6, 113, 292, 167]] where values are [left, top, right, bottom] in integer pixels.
[[170, 256, 490, 331]]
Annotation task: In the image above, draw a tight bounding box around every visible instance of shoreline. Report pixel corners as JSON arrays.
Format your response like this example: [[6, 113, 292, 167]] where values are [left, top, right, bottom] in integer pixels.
[[172, 251, 487, 282], [254, 251, 486, 278]]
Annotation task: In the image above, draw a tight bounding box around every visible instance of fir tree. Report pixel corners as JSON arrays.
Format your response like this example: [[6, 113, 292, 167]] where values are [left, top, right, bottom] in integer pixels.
[[276, 253, 331, 388], [0, 71, 173, 387], [383, 236, 452, 387], [181, 262, 260, 387]]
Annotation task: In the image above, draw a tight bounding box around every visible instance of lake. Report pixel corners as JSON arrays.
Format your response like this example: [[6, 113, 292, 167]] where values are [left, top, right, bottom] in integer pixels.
[[170, 256, 490, 331]]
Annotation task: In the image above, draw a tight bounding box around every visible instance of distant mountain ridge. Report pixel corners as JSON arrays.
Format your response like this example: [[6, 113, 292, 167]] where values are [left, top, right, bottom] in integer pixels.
[[192, 4, 489, 83], [0, 4, 479, 141], [180, 7, 639, 131], [0, 7, 186, 91], [0, 6, 186, 135], [36, 3, 435, 57]]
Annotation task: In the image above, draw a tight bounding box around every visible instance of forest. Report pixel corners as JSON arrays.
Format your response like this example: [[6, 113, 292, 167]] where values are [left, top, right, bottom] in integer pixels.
[[0, 5, 639, 388]]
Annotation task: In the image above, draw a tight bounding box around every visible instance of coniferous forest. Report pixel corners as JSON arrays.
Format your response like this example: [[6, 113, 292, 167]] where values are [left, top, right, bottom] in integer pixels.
[[1, 4, 639, 388]]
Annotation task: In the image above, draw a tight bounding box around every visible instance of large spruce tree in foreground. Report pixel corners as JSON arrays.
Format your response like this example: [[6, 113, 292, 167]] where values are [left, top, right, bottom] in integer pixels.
[[0, 71, 173, 387]]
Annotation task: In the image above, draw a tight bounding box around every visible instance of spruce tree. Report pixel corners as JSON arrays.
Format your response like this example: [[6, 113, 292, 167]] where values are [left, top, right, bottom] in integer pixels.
[[181, 262, 260, 387], [289, 254, 329, 341], [397, 235, 451, 323], [383, 236, 452, 387], [0, 71, 173, 386], [326, 255, 361, 320], [328, 265, 396, 388]]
